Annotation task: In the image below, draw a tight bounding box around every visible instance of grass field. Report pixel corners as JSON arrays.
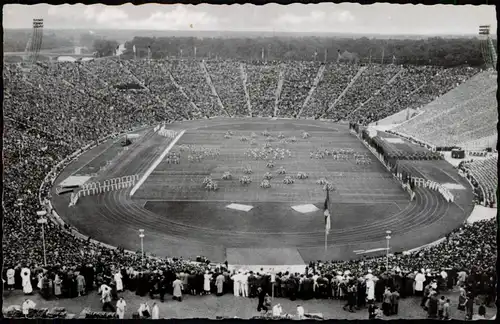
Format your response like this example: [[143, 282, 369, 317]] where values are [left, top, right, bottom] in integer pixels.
[[133, 123, 408, 205]]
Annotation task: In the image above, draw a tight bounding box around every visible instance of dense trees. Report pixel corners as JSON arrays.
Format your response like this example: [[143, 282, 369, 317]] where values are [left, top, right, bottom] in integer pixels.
[[93, 39, 120, 58], [124, 36, 492, 67]]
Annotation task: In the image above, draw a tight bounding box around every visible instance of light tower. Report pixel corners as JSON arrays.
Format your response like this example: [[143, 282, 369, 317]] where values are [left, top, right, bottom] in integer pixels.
[[25, 18, 44, 66], [479, 25, 497, 70]]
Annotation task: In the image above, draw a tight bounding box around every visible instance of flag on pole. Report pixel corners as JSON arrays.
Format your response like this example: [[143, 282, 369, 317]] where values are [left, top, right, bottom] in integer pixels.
[[324, 188, 331, 235]]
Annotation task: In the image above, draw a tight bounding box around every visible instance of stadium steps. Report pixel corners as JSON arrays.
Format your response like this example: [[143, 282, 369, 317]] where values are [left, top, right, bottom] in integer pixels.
[[239, 63, 253, 116], [274, 63, 286, 117], [321, 66, 367, 118], [297, 64, 326, 118], [120, 61, 172, 115], [162, 65, 200, 117], [200, 61, 230, 117], [345, 66, 403, 120]]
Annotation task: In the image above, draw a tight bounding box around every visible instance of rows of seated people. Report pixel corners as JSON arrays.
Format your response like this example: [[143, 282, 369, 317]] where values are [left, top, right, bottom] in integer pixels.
[[458, 156, 498, 207], [393, 70, 496, 147], [2, 60, 494, 310]]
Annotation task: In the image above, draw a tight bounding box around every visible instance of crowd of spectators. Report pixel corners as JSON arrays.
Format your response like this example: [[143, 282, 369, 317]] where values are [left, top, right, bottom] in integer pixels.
[[303, 64, 359, 118], [458, 156, 498, 207], [246, 62, 280, 117], [2, 58, 496, 319], [394, 70, 495, 147], [277, 61, 319, 117], [206, 61, 249, 116]]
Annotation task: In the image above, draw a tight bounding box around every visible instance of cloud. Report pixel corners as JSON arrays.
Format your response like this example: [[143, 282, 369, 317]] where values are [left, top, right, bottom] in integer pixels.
[[125, 6, 218, 30], [84, 6, 128, 24], [334, 10, 355, 23], [275, 10, 326, 26], [272, 9, 354, 31]]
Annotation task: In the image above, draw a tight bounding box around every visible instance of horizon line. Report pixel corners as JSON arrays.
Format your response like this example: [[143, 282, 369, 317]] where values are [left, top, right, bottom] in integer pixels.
[[4, 28, 493, 36]]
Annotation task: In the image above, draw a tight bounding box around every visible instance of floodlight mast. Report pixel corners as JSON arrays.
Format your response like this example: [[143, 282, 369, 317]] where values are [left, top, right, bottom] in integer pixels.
[[479, 25, 497, 70], [25, 18, 44, 67]]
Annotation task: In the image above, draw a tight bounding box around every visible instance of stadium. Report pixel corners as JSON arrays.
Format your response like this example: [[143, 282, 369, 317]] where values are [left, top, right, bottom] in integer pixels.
[[3, 7, 498, 321]]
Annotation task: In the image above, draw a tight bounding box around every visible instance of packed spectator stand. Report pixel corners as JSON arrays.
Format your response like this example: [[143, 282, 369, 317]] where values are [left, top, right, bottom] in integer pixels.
[[2, 58, 496, 319], [393, 70, 497, 148], [458, 156, 498, 207]]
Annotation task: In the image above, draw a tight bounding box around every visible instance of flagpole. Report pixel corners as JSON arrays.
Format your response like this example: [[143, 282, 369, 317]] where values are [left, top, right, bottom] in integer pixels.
[[324, 227, 327, 261]]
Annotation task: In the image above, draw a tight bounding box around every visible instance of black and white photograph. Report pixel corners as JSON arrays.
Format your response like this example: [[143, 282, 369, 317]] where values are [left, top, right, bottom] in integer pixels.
[[2, 1, 498, 320]]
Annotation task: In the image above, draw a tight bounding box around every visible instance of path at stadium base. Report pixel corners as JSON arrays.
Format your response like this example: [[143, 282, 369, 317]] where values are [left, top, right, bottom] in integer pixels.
[[2, 288, 496, 320], [50, 118, 474, 263]]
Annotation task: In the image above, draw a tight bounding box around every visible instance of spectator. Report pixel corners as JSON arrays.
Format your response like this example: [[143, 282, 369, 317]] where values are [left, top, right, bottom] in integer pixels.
[[443, 298, 451, 320], [152, 302, 160, 319], [391, 287, 400, 315], [382, 287, 392, 316], [296, 305, 305, 320], [22, 298, 36, 317], [101, 288, 115, 312], [272, 303, 283, 317], [138, 302, 151, 319], [427, 291, 438, 318], [172, 276, 183, 302], [116, 297, 126, 319]]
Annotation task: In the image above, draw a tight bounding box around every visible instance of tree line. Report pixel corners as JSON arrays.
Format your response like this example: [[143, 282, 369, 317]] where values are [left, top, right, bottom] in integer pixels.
[[107, 36, 494, 67]]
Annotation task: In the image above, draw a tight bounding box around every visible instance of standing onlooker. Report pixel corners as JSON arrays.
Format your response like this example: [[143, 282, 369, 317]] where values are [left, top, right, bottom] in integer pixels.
[[76, 272, 86, 297], [390, 287, 400, 315], [203, 270, 212, 295], [6, 268, 15, 290], [116, 297, 126, 319], [458, 286, 467, 311], [382, 287, 392, 316], [415, 270, 425, 296], [465, 292, 474, 320], [215, 273, 225, 296], [54, 274, 62, 299], [101, 288, 115, 312], [257, 287, 267, 313], [296, 305, 305, 320], [366, 277, 375, 304], [438, 296, 446, 319], [152, 302, 160, 319], [442, 298, 451, 320], [172, 276, 183, 302], [427, 292, 438, 319]]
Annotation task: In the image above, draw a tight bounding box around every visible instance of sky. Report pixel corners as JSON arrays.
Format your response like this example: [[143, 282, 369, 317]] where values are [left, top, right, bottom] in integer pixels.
[[3, 3, 497, 35]]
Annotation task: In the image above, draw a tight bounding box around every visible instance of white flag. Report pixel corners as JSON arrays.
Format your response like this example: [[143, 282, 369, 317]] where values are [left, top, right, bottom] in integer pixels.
[[324, 210, 331, 235], [133, 45, 136, 53]]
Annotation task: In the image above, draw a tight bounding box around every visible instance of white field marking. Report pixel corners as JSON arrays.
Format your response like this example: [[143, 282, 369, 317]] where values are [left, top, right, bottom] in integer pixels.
[[226, 203, 254, 212], [130, 130, 186, 197], [291, 204, 320, 213]]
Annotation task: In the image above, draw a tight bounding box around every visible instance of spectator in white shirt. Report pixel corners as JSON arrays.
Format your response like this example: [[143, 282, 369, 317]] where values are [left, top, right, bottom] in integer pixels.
[[116, 297, 126, 319], [296, 305, 305, 320], [22, 298, 36, 317], [272, 303, 283, 317]]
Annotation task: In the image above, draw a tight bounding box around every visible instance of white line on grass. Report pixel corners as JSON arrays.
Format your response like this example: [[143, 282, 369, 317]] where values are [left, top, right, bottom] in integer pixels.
[[130, 130, 186, 197]]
